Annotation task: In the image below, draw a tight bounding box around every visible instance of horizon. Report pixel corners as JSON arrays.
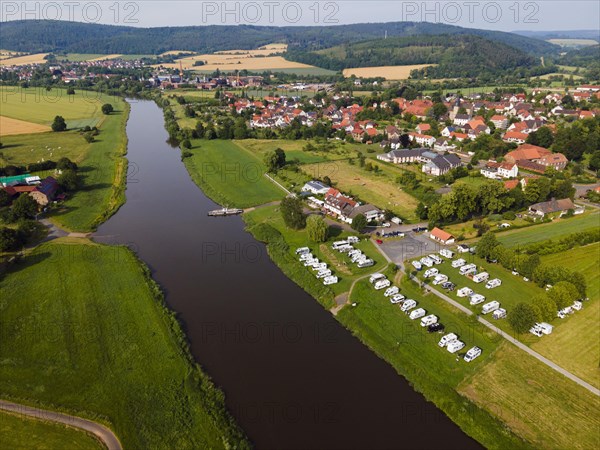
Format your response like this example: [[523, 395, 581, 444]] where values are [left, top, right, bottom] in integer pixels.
[[1, 1, 599, 33]]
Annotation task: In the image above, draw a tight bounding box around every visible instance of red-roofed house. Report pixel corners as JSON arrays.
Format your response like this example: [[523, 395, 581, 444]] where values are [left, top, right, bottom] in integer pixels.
[[503, 131, 528, 145], [429, 227, 455, 245]]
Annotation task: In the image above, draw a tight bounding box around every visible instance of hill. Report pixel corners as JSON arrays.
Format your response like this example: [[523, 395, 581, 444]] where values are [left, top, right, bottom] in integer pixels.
[[0, 20, 558, 56], [286, 35, 541, 79], [558, 45, 600, 69]]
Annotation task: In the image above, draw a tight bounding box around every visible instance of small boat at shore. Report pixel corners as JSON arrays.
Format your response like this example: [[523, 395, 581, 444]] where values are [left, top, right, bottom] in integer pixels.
[[207, 207, 244, 217]]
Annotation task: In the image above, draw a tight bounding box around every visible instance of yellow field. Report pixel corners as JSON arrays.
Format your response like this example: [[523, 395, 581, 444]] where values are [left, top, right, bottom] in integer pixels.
[[89, 54, 122, 61], [342, 64, 436, 80], [0, 50, 23, 61], [160, 50, 193, 56], [0, 53, 49, 66], [0, 116, 51, 136]]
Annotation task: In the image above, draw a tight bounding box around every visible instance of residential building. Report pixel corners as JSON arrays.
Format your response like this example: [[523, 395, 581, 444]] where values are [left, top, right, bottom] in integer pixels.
[[430, 227, 455, 245], [422, 154, 462, 176], [29, 176, 59, 206], [301, 180, 330, 195], [528, 198, 576, 217]]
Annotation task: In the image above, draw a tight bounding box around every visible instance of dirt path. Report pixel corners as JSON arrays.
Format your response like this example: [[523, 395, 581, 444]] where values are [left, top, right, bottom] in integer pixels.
[[0, 400, 122, 450]]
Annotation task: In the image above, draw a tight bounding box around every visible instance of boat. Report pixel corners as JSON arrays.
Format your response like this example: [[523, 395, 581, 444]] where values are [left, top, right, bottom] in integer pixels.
[[207, 207, 244, 217]]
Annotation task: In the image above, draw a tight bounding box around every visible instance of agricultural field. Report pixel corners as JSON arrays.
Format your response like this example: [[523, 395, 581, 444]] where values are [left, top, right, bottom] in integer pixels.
[[459, 342, 600, 450], [236, 139, 348, 164], [0, 239, 246, 449], [0, 53, 48, 66], [0, 49, 24, 60], [0, 411, 104, 450], [547, 38, 599, 47], [301, 160, 420, 220], [0, 116, 50, 136], [55, 54, 108, 62], [183, 139, 283, 207], [342, 64, 435, 80], [497, 211, 600, 248]]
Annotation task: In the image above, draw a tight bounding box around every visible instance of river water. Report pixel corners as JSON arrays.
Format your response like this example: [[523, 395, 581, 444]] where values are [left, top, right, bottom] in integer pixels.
[[95, 100, 480, 449]]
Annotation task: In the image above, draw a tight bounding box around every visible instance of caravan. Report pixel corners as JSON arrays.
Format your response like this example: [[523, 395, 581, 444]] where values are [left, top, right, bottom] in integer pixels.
[[323, 276, 339, 286], [481, 301, 500, 314], [428, 254, 443, 265], [316, 269, 332, 279], [295, 247, 310, 255], [346, 236, 360, 244], [447, 340, 465, 354], [369, 273, 386, 284], [440, 249, 454, 259], [469, 294, 486, 305], [473, 272, 489, 283], [438, 333, 458, 347], [432, 274, 449, 285], [420, 257, 434, 268], [401, 299, 417, 312], [384, 286, 400, 297], [409, 308, 426, 320], [390, 294, 405, 304], [424, 268, 439, 278], [332, 240, 349, 250], [357, 259, 374, 268], [452, 258, 466, 268], [412, 260, 422, 271], [485, 278, 502, 289], [492, 308, 507, 319], [459, 264, 477, 275], [457, 287, 473, 298], [420, 314, 438, 327], [374, 279, 391, 290], [464, 346, 482, 362]]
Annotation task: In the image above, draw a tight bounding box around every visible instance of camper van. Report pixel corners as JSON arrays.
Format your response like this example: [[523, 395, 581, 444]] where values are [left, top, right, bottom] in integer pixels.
[[464, 346, 482, 362], [295, 247, 310, 255], [332, 240, 348, 250], [485, 278, 502, 289], [323, 276, 338, 286], [299, 252, 314, 261], [538, 322, 553, 335], [369, 273, 386, 284], [357, 259, 374, 268], [452, 258, 466, 268], [457, 244, 470, 253], [447, 340, 465, 354], [432, 274, 449, 285], [412, 260, 422, 271], [390, 294, 405, 304], [420, 257, 434, 268], [374, 279, 391, 290], [304, 258, 318, 267], [337, 245, 353, 253], [438, 333, 458, 347], [473, 272, 489, 283], [459, 264, 477, 275], [409, 308, 426, 320], [481, 301, 500, 314], [316, 269, 332, 279], [469, 294, 486, 305], [440, 249, 454, 259], [424, 268, 439, 278], [311, 262, 327, 271], [401, 299, 417, 312], [384, 286, 399, 297], [492, 308, 507, 319], [346, 236, 360, 244], [420, 314, 438, 327], [457, 287, 473, 298], [428, 254, 443, 265]]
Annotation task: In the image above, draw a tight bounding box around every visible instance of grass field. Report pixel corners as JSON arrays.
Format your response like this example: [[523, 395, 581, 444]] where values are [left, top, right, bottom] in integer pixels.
[[301, 160, 420, 220], [497, 211, 600, 248], [0, 116, 50, 136], [0, 87, 116, 127], [342, 64, 435, 80], [0, 239, 247, 449], [459, 342, 600, 450], [0, 411, 104, 450], [0, 53, 48, 66], [56, 54, 106, 62], [183, 139, 283, 207], [547, 38, 599, 47]]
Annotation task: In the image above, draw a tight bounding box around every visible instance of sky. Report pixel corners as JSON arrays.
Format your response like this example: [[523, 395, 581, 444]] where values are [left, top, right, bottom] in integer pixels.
[[2, 1, 599, 32]]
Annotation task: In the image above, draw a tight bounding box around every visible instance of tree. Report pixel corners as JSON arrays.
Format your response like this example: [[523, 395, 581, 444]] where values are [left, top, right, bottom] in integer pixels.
[[548, 281, 579, 309], [351, 213, 368, 232], [57, 170, 80, 191], [588, 151, 600, 172], [181, 139, 191, 149], [532, 293, 557, 322], [306, 215, 328, 242], [263, 148, 286, 173], [0, 189, 11, 207], [508, 302, 540, 334], [0, 227, 19, 251], [430, 102, 448, 120], [524, 177, 551, 204], [51, 115, 67, 132], [476, 232, 499, 260], [525, 127, 553, 148], [194, 121, 205, 139], [11, 194, 38, 220], [415, 202, 428, 220], [280, 196, 306, 230], [101, 103, 114, 115], [57, 157, 77, 171]]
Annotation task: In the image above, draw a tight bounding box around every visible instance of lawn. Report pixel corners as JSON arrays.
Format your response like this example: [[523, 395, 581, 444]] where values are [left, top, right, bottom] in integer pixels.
[[1, 102, 129, 232], [301, 160, 420, 220], [0, 239, 248, 449], [183, 139, 283, 208], [0, 411, 104, 450], [459, 342, 600, 450], [497, 210, 600, 248], [0, 87, 117, 127]]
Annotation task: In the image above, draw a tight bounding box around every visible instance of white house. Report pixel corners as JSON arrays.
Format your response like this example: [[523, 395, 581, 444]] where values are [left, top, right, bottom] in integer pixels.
[[301, 180, 330, 195]]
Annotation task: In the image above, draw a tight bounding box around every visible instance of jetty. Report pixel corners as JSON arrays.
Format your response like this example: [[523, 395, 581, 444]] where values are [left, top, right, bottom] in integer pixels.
[[207, 207, 244, 217]]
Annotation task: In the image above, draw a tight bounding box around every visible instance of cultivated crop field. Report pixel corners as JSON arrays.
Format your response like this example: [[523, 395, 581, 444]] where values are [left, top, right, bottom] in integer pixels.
[[0, 239, 246, 449], [342, 64, 435, 80], [547, 38, 599, 47], [0, 411, 104, 450], [0, 53, 49, 66], [0, 116, 50, 136]]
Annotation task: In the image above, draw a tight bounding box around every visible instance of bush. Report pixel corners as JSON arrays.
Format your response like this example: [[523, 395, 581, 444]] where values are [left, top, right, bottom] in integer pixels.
[[0, 226, 20, 251], [101, 103, 114, 115], [51, 115, 67, 132], [502, 211, 516, 220]]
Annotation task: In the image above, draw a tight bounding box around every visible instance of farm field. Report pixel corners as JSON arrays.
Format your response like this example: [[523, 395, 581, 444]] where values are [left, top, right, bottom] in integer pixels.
[[459, 342, 600, 450], [56, 54, 106, 62], [301, 160, 420, 220], [0, 116, 50, 136], [183, 139, 283, 207], [0, 411, 104, 450], [547, 38, 599, 47], [0, 239, 247, 449], [0, 53, 48, 66], [0, 87, 114, 127], [496, 211, 600, 248], [236, 139, 349, 164], [342, 64, 435, 80]]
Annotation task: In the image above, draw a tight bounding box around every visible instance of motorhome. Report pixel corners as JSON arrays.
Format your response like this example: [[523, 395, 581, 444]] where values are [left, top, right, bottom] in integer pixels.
[[432, 274, 449, 285], [357, 259, 374, 268], [473, 272, 489, 283], [469, 294, 486, 305], [384, 286, 399, 297], [492, 308, 507, 319], [440, 249, 454, 259], [485, 278, 502, 289], [420, 257, 434, 268], [481, 301, 500, 314], [464, 346, 482, 362], [438, 333, 458, 347], [459, 264, 477, 275], [424, 268, 439, 278], [412, 260, 422, 271], [316, 269, 332, 279], [369, 273, 385, 284], [332, 240, 349, 250], [299, 252, 314, 261], [374, 279, 391, 290], [409, 308, 426, 320], [311, 262, 327, 271], [390, 294, 405, 304], [401, 299, 417, 312], [457, 287, 473, 297], [304, 258, 318, 267], [338, 245, 353, 253], [420, 314, 438, 327], [538, 322, 553, 335], [295, 247, 310, 255], [323, 276, 338, 285], [447, 340, 465, 354], [530, 323, 543, 337], [428, 254, 443, 265], [572, 301, 583, 311], [452, 258, 466, 268], [346, 236, 360, 244]]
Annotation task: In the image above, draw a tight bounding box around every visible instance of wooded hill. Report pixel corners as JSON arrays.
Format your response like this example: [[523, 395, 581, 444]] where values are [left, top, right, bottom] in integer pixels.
[[0, 20, 558, 56]]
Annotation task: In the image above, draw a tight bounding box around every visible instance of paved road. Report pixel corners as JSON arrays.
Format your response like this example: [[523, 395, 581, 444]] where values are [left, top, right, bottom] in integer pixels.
[[0, 400, 123, 450]]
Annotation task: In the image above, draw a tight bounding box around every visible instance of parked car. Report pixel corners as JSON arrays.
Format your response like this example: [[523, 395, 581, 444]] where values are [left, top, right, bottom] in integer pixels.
[[376, 239, 383, 245], [409, 308, 426, 320], [464, 346, 482, 362], [381, 222, 391, 228], [511, 269, 519, 275], [438, 333, 458, 347], [384, 286, 400, 297], [441, 281, 455, 291], [447, 340, 465, 354], [427, 323, 445, 333], [572, 301, 583, 311]]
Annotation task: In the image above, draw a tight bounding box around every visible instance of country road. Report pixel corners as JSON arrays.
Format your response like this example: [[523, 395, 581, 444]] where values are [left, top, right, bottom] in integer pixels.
[[0, 400, 122, 450]]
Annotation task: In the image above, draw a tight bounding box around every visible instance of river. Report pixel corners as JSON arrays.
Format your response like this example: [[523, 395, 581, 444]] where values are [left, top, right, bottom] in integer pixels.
[[95, 99, 480, 449]]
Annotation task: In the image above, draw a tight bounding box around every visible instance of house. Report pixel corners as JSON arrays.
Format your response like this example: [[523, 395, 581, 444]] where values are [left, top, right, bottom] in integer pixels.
[[385, 125, 400, 140], [379, 148, 429, 164], [528, 198, 575, 217], [453, 114, 471, 126], [502, 131, 528, 144], [348, 204, 384, 223], [481, 162, 501, 179], [408, 132, 436, 147], [422, 154, 462, 176], [498, 162, 518, 178], [504, 144, 551, 165], [505, 144, 568, 172], [430, 227, 455, 245], [323, 188, 357, 221], [537, 153, 568, 171], [416, 123, 431, 134], [301, 180, 330, 195], [434, 138, 457, 152], [490, 115, 509, 129], [449, 131, 468, 142], [29, 176, 59, 206]]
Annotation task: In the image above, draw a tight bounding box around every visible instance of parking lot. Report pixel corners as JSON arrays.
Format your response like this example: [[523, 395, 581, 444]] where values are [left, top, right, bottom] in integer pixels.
[[378, 231, 447, 264]]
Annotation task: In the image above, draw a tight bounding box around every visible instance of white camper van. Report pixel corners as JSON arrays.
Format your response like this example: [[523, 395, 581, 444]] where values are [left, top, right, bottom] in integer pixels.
[[428, 254, 443, 265], [420, 257, 434, 268], [438, 333, 458, 347], [469, 294, 486, 305], [424, 268, 439, 278], [440, 249, 454, 259], [481, 301, 500, 314], [485, 278, 502, 289], [401, 299, 417, 312], [369, 273, 386, 284], [492, 308, 507, 319], [420, 314, 438, 327], [432, 274, 449, 285], [459, 264, 477, 275], [357, 259, 374, 268], [447, 340, 465, 354], [412, 260, 422, 271], [332, 240, 348, 250], [452, 258, 466, 268], [323, 276, 339, 285], [457, 287, 473, 298], [346, 236, 360, 244], [384, 286, 399, 297], [295, 247, 310, 255], [464, 346, 482, 362], [409, 308, 426, 320], [374, 279, 391, 290], [473, 272, 489, 283]]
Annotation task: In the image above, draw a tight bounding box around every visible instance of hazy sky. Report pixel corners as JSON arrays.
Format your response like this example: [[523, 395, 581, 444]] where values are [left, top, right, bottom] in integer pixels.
[[3, 1, 599, 31]]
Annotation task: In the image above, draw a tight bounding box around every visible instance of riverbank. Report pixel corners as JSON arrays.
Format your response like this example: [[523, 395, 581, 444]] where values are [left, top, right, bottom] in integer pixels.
[[0, 238, 249, 449]]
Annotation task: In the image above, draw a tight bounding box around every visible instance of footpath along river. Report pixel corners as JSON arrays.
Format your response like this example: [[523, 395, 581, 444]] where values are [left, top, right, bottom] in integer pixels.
[[95, 99, 481, 449]]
